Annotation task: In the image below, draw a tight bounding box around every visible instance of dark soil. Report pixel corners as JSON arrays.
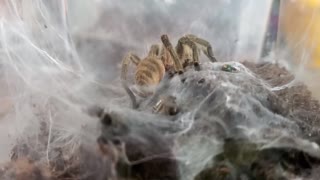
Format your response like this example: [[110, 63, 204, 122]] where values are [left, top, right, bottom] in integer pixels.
[[242, 61, 320, 139]]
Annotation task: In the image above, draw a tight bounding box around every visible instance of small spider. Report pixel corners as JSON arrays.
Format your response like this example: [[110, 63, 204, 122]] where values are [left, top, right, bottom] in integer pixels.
[[152, 95, 179, 116], [221, 64, 238, 72]]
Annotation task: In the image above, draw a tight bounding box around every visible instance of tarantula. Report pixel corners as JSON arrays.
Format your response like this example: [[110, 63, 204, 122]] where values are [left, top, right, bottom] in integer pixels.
[[121, 34, 217, 111]]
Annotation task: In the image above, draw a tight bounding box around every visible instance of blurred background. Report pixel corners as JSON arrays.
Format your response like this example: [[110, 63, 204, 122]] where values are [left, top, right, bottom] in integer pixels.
[[276, 0, 320, 99]]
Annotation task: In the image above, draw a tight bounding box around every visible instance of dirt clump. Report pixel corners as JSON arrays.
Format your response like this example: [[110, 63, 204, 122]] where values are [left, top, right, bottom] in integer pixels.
[[243, 61, 320, 139]]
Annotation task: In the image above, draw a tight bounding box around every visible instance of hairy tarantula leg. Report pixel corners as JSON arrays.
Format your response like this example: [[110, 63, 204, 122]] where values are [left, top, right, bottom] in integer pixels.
[[121, 53, 140, 109], [130, 54, 141, 65], [142, 72, 173, 109], [177, 36, 200, 70], [148, 44, 161, 57], [160, 45, 175, 72], [121, 81, 138, 109], [161, 34, 184, 74], [186, 34, 217, 62], [121, 53, 141, 81]]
